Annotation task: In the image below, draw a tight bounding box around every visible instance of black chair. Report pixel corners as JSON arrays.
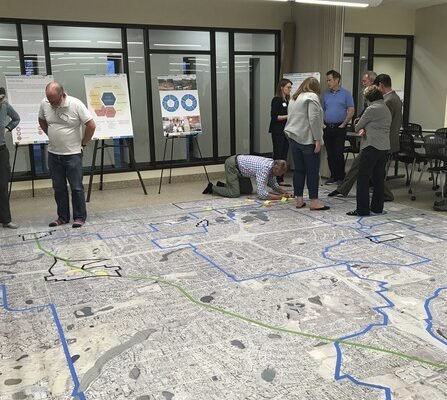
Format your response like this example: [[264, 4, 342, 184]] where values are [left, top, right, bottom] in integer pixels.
[[397, 132, 429, 200], [402, 122, 423, 139], [435, 127, 447, 138], [344, 134, 360, 164], [422, 134, 447, 199]]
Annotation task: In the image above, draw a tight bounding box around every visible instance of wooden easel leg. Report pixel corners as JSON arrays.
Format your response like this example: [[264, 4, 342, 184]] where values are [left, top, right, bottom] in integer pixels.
[[158, 137, 169, 194], [126, 138, 147, 195], [99, 140, 105, 191], [194, 136, 210, 182], [86, 140, 98, 203], [169, 137, 174, 184], [28, 144, 36, 197], [8, 144, 19, 200]]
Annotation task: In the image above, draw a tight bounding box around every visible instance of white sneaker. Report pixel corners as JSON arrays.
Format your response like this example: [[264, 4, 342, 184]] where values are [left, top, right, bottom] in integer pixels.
[[3, 222, 19, 229]]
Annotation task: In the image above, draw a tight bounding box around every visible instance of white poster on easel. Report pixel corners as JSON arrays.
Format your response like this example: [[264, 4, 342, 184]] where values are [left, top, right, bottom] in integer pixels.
[[283, 72, 321, 94], [84, 74, 133, 140], [5, 75, 53, 145], [157, 75, 202, 137]]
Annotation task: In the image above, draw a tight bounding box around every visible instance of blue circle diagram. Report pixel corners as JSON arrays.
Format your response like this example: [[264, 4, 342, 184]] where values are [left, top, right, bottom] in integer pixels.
[[181, 94, 198, 112], [162, 95, 180, 112]]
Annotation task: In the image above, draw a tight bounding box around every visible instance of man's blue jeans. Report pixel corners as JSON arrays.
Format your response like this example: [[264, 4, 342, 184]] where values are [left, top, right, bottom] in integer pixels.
[[48, 152, 86, 222]]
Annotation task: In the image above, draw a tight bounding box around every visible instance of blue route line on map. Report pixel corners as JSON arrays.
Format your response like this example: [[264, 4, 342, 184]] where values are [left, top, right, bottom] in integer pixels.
[[424, 287, 447, 346], [334, 341, 393, 400], [5, 201, 442, 400], [0, 284, 85, 400], [129, 205, 443, 399], [321, 238, 431, 267]]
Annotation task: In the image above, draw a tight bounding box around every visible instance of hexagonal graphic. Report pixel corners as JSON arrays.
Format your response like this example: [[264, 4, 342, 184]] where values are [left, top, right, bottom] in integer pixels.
[[105, 107, 117, 118], [101, 92, 116, 106], [95, 106, 107, 117]]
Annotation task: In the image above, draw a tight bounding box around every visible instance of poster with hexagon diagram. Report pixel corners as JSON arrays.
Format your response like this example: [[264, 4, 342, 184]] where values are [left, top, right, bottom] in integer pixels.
[[84, 74, 134, 140], [158, 75, 202, 137]]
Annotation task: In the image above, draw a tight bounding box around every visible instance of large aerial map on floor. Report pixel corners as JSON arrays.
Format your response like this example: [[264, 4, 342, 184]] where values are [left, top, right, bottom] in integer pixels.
[[1, 195, 447, 400]]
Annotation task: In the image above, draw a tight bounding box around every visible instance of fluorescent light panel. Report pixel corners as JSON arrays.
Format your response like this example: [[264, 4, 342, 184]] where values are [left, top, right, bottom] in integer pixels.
[[295, 0, 368, 6], [294, 0, 385, 7]]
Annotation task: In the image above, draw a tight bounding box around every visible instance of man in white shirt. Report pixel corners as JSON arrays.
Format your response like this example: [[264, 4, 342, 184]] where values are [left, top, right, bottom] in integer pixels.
[[38, 82, 96, 228]]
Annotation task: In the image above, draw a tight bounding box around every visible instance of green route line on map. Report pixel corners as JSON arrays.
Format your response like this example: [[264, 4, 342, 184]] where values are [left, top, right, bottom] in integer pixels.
[[128, 275, 447, 370], [33, 236, 447, 371], [34, 235, 96, 276]]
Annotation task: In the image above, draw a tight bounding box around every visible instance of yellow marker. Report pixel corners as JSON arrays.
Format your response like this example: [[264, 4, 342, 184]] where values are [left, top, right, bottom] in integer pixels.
[[264, 200, 271, 206], [281, 197, 289, 203], [66, 268, 83, 274]]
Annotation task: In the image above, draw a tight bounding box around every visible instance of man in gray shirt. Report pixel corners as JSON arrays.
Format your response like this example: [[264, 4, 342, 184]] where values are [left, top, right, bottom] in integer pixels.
[[374, 74, 402, 154]]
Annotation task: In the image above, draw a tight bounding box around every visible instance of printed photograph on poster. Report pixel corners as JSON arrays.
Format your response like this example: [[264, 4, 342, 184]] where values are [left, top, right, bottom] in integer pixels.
[[6, 75, 53, 145], [284, 72, 321, 93], [84, 74, 134, 140], [158, 75, 201, 137]]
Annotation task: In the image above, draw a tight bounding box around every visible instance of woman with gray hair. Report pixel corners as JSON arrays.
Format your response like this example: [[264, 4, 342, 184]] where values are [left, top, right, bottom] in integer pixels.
[[0, 87, 20, 228], [346, 85, 391, 216]]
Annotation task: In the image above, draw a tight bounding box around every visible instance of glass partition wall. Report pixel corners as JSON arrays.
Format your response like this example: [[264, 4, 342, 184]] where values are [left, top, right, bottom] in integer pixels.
[[0, 19, 279, 180], [342, 33, 413, 125]]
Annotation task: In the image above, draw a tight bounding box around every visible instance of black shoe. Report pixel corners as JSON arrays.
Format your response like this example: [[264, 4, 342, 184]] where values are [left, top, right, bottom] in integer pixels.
[[202, 182, 213, 194], [310, 205, 330, 211], [328, 190, 341, 197], [346, 210, 370, 216], [216, 181, 225, 187], [384, 197, 394, 202]]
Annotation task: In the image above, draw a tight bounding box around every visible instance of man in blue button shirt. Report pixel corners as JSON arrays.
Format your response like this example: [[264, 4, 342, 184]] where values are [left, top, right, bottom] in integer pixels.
[[323, 70, 355, 184]]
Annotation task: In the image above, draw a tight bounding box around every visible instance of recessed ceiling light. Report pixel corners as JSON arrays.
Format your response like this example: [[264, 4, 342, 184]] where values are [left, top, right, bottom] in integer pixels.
[[294, 0, 382, 7]]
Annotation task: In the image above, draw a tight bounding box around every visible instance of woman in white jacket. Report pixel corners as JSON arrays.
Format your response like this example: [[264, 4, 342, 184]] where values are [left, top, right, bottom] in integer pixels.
[[285, 77, 329, 211]]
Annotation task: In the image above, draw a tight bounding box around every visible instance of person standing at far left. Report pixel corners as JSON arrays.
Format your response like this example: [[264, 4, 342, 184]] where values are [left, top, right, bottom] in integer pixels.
[[269, 78, 292, 186], [38, 82, 96, 229], [0, 87, 20, 229]]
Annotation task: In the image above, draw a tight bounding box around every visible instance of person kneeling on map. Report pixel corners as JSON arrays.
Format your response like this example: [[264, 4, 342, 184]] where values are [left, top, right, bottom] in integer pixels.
[[202, 155, 293, 200]]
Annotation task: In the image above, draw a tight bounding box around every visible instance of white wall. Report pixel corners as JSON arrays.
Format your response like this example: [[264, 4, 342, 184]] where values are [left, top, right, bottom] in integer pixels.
[[292, 4, 344, 80], [0, 0, 291, 29], [344, 5, 415, 35], [410, 3, 447, 129]]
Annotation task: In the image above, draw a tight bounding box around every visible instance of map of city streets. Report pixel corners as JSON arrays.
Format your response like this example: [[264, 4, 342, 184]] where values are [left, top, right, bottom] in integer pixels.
[[1, 196, 447, 400]]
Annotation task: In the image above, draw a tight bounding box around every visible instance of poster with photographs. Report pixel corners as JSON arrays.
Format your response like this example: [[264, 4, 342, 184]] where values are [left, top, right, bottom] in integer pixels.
[[5, 75, 53, 145], [158, 75, 202, 137]]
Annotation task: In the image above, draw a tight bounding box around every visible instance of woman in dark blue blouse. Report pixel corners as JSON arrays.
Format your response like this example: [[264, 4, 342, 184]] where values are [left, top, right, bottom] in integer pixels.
[[269, 78, 292, 185]]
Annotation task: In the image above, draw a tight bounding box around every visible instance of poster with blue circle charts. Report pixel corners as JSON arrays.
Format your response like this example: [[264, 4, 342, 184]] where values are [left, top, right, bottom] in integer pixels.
[[84, 74, 134, 140], [283, 72, 320, 94], [5, 75, 54, 145], [157, 75, 202, 137]]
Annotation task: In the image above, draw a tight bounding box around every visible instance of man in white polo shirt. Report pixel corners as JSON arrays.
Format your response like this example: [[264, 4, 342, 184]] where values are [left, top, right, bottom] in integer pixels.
[[38, 82, 96, 228]]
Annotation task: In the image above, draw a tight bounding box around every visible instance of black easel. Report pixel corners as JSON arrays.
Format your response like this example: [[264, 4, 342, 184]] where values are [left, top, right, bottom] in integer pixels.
[[86, 138, 147, 202], [9, 143, 37, 199], [158, 133, 210, 194]]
